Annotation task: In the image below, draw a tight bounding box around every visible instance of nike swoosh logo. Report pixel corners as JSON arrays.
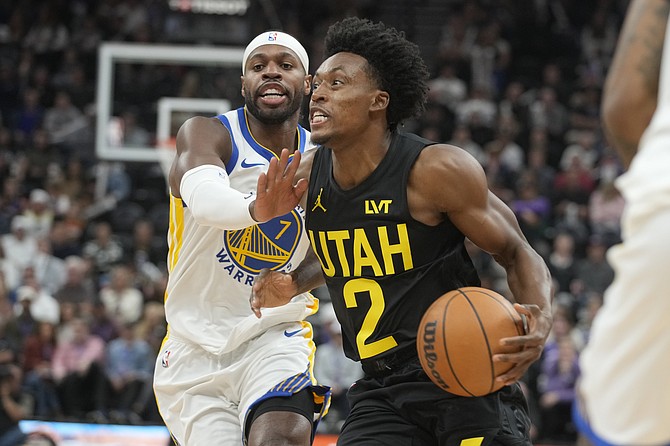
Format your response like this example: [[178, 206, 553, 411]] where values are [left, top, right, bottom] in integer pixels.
[[241, 159, 264, 168], [284, 328, 303, 337]]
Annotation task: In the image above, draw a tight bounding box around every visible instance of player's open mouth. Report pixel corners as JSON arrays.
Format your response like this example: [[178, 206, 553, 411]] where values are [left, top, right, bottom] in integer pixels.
[[260, 88, 285, 98], [311, 113, 328, 124]]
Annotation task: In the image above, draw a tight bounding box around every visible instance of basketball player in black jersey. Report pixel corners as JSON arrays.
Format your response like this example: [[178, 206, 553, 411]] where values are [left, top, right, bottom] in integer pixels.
[[251, 17, 553, 445]]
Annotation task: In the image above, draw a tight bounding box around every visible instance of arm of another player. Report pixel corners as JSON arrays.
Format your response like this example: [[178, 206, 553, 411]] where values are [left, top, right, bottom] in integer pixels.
[[251, 248, 326, 318], [601, 0, 670, 168], [250, 149, 319, 317], [419, 145, 553, 385], [171, 116, 307, 227]]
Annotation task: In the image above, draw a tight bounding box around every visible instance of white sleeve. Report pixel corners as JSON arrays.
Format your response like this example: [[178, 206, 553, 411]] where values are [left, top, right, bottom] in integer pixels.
[[179, 164, 258, 230]]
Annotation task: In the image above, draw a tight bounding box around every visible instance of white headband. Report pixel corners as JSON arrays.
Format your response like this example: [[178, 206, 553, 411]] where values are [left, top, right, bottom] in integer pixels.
[[242, 31, 309, 75]]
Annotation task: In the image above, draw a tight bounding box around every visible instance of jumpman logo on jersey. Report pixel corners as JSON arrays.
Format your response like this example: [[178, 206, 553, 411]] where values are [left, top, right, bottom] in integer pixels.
[[312, 187, 327, 212]]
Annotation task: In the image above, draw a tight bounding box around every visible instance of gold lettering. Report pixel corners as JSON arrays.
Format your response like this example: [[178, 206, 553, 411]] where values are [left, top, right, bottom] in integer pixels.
[[328, 230, 351, 277], [309, 230, 335, 277], [352, 228, 383, 276], [364, 199, 393, 214], [378, 224, 413, 274]]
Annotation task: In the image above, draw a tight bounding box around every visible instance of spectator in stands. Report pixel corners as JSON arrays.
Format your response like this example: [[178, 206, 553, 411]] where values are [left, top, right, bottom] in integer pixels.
[[31, 238, 65, 296], [449, 124, 485, 165], [125, 219, 165, 281], [511, 176, 552, 256], [51, 318, 106, 421], [528, 87, 570, 149], [0, 363, 27, 446], [0, 246, 19, 294], [42, 90, 87, 148], [81, 221, 124, 284], [588, 177, 625, 243], [21, 190, 53, 240], [483, 116, 524, 175], [537, 335, 580, 443], [426, 62, 467, 112], [552, 159, 595, 244], [53, 256, 95, 309], [105, 322, 153, 424], [98, 265, 143, 325], [1, 216, 38, 277], [88, 299, 119, 344], [11, 89, 43, 147], [21, 321, 60, 419], [524, 136, 557, 197], [560, 130, 600, 172], [11, 288, 38, 341], [0, 177, 22, 236], [469, 19, 511, 95], [133, 301, 165, 354], [574, 235, 614, 295], [546, 232, 578, 294], [17, 130, 61, 193]]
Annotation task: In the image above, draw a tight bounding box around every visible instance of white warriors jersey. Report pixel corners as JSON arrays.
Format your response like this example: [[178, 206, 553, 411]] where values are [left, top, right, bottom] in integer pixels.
[[578, 18, 670, 445], [164, 107, 318, 356]]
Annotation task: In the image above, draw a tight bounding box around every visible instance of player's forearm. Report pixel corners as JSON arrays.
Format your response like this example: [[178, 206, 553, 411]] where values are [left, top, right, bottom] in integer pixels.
[[500, 244, 552, 315], [289, 248, 326, 294], [602, 0, 670, 167], [180, 165, 258, 230]]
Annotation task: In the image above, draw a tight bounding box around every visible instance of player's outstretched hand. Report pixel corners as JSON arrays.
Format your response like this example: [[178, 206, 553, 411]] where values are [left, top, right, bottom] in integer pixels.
[[492, 303, 552, 385], [250, 268, 298, 318], [252, 149, 307, 223]]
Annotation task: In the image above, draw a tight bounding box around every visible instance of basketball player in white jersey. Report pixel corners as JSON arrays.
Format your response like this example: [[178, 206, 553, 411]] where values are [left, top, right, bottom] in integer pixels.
[[153, 31, 329, 445], [575, 1, 670, 445]]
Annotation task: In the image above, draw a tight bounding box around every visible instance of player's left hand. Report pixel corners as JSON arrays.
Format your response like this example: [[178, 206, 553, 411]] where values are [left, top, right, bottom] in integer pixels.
[[250, 268, 298, 318], [252, 148, 308, 222], [492, 303, 552, 385]]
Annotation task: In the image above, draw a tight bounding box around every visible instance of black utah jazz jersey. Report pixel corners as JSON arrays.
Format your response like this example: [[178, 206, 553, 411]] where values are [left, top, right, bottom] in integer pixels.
[[306, 131, 480, 362]]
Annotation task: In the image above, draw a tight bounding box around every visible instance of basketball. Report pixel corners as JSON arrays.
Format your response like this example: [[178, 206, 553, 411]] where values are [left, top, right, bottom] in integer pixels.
[[416, 287, 526, 397]]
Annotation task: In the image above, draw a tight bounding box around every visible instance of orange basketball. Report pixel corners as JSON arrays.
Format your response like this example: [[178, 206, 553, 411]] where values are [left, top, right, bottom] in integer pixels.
[[416, 287, 525, 397]]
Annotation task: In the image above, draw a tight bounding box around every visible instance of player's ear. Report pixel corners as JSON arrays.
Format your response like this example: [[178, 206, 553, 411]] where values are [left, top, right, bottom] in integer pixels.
[[240, 76, 246, 97], [371, 90, 390, 112], [303, 74, 312, 95]]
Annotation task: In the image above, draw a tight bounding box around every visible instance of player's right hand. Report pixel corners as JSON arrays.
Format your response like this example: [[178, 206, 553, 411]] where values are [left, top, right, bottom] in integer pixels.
[[252, 148, 308, 222], [250, 268, 298, 318]]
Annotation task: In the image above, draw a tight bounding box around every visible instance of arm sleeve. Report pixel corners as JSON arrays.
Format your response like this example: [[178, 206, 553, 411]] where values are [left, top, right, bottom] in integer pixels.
[[179, 164, 258, 230]]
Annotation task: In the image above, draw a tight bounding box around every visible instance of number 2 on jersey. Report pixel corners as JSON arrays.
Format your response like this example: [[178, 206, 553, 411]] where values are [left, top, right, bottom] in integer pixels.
[[343, 278, 398, 359]]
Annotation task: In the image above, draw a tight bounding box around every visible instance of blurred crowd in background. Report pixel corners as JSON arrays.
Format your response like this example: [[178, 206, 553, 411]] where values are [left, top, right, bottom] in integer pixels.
[[0, 0, 630, 444]]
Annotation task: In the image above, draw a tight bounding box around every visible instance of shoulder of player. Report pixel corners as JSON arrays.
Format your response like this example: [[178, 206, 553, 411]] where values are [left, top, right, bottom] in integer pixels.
[[411, 143, 488, 209], [176, 116, 233, 157], [414, 143, 485, 180]]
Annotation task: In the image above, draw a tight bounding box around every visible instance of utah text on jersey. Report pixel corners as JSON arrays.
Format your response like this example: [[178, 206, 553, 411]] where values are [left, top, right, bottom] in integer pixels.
[[308, 222, 413, 278], [216, 206, 306, 285]]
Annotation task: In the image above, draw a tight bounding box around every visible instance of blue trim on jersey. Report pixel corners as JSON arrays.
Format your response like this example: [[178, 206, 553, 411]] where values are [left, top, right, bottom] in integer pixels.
[[571, 400, 670, 446], [572, 402, 616, 446], [216, 113, 238, 174], [237, 108, 275, 162]]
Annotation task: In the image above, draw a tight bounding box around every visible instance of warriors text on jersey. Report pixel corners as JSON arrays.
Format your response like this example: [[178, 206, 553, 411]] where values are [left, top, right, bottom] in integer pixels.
[[164, 107, 317, 355], [305, 131, 480, 362]]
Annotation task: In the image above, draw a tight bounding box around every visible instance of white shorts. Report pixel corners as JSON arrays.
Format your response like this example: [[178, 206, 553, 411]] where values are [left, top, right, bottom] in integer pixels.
[[153, 321, 328, 445], [578, 196, 670, 445]]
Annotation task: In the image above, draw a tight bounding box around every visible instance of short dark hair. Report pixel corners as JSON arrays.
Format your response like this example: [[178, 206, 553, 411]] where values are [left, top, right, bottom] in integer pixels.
[[324, 17, 429, 131]]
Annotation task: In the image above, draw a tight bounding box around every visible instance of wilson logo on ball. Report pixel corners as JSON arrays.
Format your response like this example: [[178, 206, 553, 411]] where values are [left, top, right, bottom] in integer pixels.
[[421, 320, 450, 390]]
